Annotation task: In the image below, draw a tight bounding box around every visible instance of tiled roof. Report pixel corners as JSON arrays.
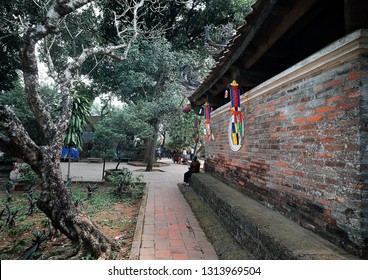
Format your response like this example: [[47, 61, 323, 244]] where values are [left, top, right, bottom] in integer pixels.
[[189, 0, 274, 103], [188, 0, 348, 111]]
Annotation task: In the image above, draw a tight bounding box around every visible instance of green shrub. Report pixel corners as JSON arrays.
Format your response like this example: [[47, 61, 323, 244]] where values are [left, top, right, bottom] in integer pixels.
[[107, 168, 145, 198]]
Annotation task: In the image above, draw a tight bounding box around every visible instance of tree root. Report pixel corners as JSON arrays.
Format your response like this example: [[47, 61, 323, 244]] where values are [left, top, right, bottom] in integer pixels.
[[39, 243, 79, 260], [38, 235, 120, 260]]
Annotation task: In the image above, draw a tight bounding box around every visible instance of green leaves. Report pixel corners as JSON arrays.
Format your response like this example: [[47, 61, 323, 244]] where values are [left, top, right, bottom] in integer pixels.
[[18, 227, 48, 260], [64, 83, 93, 150], [107, 168, 145, 198], [140, 0, 254, 50]]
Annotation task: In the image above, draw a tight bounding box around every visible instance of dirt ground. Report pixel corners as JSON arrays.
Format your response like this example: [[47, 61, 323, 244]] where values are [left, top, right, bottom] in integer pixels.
[[0, 182, 142, 260], [178, 184, 255, 260]]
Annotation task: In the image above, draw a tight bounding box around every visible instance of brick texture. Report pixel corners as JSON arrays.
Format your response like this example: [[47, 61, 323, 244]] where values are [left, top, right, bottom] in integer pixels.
[[204, 57, 368, 258]]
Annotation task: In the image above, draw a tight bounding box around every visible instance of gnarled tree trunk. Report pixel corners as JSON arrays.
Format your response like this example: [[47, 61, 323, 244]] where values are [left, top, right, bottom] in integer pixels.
[[0, 0, 146, 259], [37, 150, 118, 259], [0, 106, 118, 259]]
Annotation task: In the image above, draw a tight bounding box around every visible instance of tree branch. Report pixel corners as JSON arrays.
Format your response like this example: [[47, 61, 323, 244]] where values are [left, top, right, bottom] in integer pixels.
[[0, 106, 41, 168], [56, 0, 147, 132], [43, 35, 60, 82], [19, 1, 94, 144]]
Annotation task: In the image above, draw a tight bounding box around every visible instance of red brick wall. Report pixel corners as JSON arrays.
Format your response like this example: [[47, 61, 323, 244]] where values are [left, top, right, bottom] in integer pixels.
[[204, 57, 368, 257]]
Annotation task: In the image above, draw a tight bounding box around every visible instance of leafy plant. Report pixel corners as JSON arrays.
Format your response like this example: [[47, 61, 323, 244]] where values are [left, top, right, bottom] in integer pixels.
[[65, 179, 73, 188], [6, 207, 17, 227], [74, 198, 83, 208], [70, 183, 99, 208], [0, 208, 5, 220], [64, 83, 93, 150], [20, 164, 39, 188], [4, 205, 18, 229], [44, 219, 58, 241], [0, 208, 6, 232], [86, 183, 98, 199], [18, 227, 49, 260], [4, 181, 13, 203], [81, 252, 93, 260], [107, 168, 145, 198], [23, 190, 37, 216], [0, 152, 16, 163], [130, 175, 145, 198]]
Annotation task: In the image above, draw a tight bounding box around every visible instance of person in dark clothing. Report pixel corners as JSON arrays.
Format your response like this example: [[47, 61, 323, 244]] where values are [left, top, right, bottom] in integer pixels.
[[183, 156, 200, 185]]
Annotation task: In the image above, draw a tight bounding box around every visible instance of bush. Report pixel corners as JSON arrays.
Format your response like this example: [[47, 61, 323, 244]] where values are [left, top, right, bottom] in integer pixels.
[[107, 168, 145, 198]]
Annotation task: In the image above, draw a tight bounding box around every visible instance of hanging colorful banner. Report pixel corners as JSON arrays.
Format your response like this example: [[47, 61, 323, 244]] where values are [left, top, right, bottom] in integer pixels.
[[203, 102, 212, 141], [225, 80, 244, 150]]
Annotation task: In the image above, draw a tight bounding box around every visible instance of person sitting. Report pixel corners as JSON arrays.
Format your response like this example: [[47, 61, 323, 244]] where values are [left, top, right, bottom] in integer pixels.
[[182, 156, 200, 186]]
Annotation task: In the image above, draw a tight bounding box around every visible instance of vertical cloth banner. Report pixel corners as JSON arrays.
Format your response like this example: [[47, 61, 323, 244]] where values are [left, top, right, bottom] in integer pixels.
[[225, 80, 243, 146], [203, 102, 212, 141]]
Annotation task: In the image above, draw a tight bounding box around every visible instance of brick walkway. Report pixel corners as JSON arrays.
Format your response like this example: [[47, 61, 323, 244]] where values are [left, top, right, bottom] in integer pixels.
[[133, 181, 218, 260], [60, 159, 218, 260]]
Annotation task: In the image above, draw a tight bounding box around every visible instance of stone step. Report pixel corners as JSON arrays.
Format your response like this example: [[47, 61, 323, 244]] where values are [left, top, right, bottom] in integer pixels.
[[191, 173, 359, 260]]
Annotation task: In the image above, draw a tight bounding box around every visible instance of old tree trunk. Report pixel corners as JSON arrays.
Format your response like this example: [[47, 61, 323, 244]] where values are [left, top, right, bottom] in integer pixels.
[[39, 152, 117, 258], [38, 149, 118, 259], [1, 105, 117, 259], [0, 0, 144, 259], [144, 118, 160, 172]]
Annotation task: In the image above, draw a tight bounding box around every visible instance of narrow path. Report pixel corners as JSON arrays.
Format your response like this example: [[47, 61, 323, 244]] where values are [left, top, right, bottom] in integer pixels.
[[130, 160, 218, 260], [61, 159, 218, 260]]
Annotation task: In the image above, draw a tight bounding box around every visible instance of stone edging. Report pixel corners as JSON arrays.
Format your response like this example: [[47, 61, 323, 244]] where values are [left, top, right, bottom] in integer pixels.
[[129, 183, 149, 260]]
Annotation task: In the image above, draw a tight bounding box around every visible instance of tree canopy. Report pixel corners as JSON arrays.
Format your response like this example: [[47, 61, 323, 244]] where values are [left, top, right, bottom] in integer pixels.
[[141, 0, 253, 50]]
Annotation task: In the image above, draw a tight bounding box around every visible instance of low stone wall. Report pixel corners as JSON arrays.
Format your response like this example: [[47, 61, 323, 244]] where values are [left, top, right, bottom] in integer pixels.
[[191, 173, 359, 259]]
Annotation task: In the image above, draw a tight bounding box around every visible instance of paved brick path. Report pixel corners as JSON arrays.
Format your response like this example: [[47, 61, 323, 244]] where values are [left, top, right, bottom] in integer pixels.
[[60, 159, 218, 260]]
